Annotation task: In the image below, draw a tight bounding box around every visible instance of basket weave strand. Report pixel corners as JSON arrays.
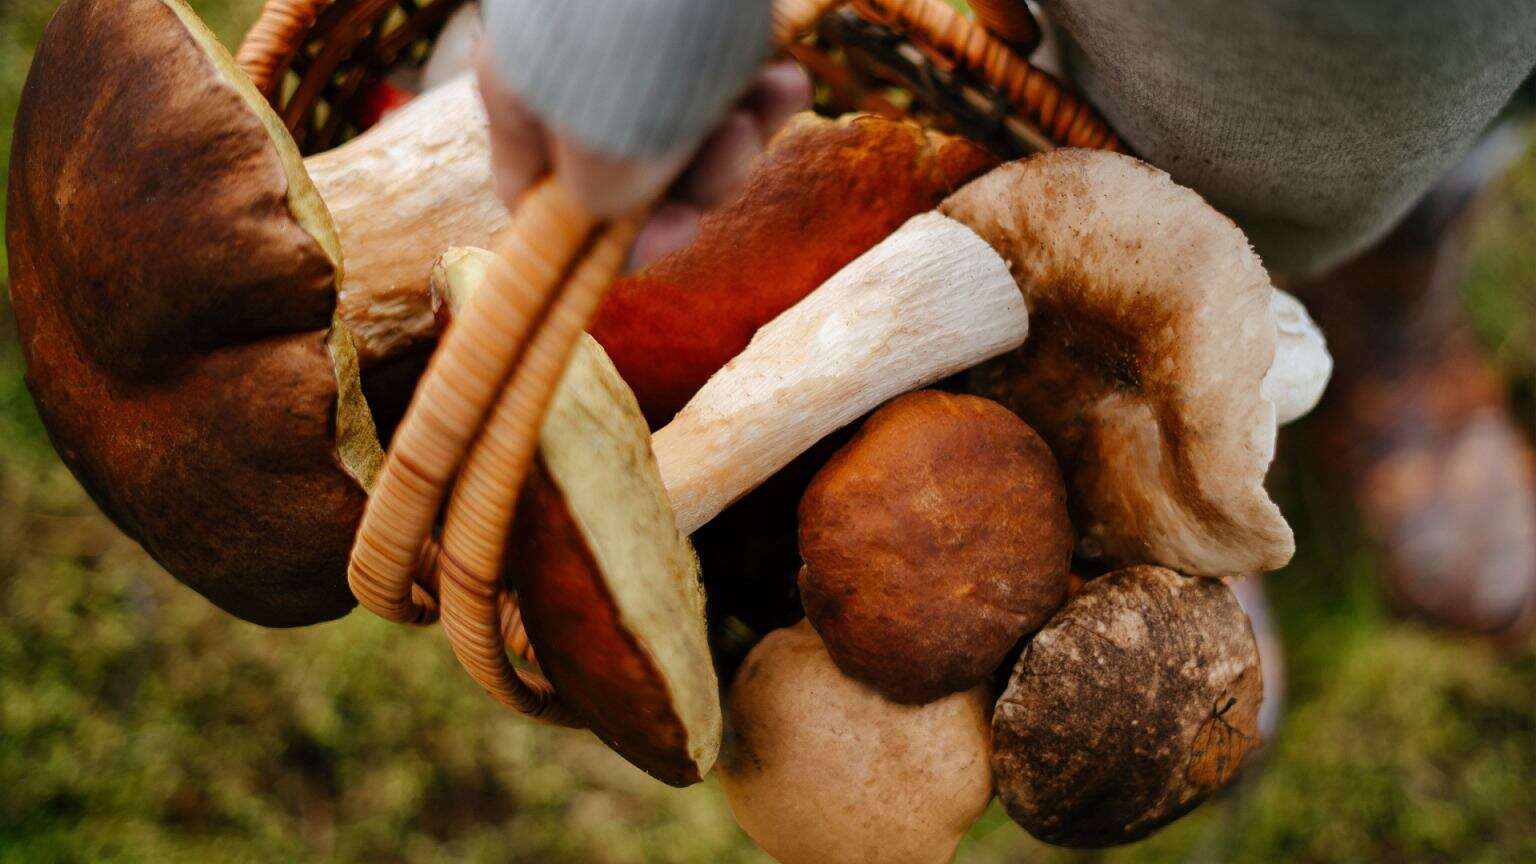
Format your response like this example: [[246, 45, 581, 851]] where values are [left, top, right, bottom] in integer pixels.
[[967, 0, 1040, 52], [435, 216, 637, 713], [346, 182, 591, 629], [851, 0, 1121, 151]]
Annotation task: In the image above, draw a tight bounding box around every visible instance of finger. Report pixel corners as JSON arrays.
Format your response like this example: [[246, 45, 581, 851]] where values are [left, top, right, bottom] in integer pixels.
[[474, 40, 548, 209], [742, 59, 813, 141], [678, 111, 763, 209], [551, 136, 694, 218], [627, 202, 703, 271]]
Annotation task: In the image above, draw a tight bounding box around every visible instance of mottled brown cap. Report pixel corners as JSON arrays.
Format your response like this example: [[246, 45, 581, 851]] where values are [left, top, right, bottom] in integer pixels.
[[590, 112, 997, 427], [505, 333, 720, 787], [947, 149, 1293, 577], [993, 565, 1262, 847], [798, 390, 1073, 703], [719, 620, 994, 864], [6, 0, 379, 626]]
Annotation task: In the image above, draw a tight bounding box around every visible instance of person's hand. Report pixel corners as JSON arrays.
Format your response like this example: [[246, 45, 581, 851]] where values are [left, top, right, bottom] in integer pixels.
[[475, 46, 811, 270]]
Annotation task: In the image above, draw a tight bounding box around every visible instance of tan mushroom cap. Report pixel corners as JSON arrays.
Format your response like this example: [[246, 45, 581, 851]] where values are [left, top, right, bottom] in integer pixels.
[[433, 250, 721, 786], [948, 149, 1294, 576], [719, 620, 994, 864], [992, 566, 1262, 847], [798, 390, 1073, 704], [6, 0, 379, 625]]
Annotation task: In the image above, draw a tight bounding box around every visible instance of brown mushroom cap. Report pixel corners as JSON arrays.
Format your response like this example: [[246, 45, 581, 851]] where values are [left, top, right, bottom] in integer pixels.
[[798, 390, 1073, 703], [719, 620, 994, 864], [431, 250, 720, 785], [6, 0, 379, 625], [946, 149, 1294, 576], [992, 565, 1262, 847]]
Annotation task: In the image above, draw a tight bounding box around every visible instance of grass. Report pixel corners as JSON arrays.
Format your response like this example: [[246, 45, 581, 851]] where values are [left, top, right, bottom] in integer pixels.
[[3, 1, 1535, 861]]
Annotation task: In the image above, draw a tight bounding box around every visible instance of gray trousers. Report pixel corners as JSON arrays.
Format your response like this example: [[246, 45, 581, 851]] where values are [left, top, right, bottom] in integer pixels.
[[1045, 0, 1536, 275]]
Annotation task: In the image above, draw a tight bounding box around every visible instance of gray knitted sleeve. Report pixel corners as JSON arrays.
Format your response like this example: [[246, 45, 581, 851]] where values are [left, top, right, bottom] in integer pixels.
[[481, 0, 772, 159]]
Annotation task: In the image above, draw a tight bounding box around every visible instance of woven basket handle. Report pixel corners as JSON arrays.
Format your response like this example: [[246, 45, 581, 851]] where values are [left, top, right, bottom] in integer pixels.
[[349, 0, 845, 720], [236, 0, 328, 96]]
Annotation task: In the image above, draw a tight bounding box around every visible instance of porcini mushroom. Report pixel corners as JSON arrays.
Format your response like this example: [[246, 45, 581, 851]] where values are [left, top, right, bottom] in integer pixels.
[[719, 620, 994, 864], [6, 0, 509, 624], [654, 149, 1332, 576], [424, 112, 997, 426], [952, 152, 1306, 574], [992, 565, 1263, 847], [432, 250, 720, 786], [798, 390, 1073, 703], [589, 113, 995, 425]]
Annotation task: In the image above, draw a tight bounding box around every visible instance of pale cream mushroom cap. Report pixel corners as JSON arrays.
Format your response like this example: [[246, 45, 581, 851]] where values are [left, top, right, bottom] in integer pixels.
[[951, 149, 1294, 576], [719, 620, 994, 864]]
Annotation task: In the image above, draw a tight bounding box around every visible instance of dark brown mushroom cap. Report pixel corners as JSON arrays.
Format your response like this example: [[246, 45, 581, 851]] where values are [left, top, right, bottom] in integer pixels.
[[798, 390, 1073, 703], [5, 0, 377, 626], [506, 333, 720, 787], [947, 149, 1293, 577], [992, 565, 1262, 847]]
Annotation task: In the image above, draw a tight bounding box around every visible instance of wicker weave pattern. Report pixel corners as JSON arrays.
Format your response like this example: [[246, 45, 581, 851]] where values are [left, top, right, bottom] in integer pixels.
[[236, 0, 1119, 156], [238, 0, 466, 153], [851, 0, 1120, 151]]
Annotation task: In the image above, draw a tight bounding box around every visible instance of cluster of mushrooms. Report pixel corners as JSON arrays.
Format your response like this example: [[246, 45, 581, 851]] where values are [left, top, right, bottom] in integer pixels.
[[7, 0, 1332, 859]]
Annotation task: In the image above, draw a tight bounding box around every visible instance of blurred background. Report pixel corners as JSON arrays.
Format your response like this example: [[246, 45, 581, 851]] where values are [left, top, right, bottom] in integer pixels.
[[2, 0, 1535, 861]]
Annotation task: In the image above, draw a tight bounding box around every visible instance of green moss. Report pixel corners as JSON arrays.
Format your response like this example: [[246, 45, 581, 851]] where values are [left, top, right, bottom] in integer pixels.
[[2, 0, 1535, 861]]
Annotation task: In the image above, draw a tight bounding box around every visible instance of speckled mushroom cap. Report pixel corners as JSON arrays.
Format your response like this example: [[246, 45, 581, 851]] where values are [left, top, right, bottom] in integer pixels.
[[433, 249, 721, 786], [949, 149, 1294, 576], [992, 566, 1263, 847], [5, 0, 379, 626]]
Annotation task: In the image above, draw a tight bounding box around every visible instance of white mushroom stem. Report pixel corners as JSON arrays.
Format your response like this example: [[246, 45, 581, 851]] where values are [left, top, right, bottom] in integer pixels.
[[305, 75, 505, 367], [1265, 289, 1333, 424], [649, 214, 1333, 536], [652, 213, 1028, 534]]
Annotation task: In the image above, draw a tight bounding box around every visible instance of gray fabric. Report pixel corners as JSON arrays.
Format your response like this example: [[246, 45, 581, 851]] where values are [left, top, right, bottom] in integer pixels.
[[1042, 0, 1536, 275], [482, 0, 771, 158]]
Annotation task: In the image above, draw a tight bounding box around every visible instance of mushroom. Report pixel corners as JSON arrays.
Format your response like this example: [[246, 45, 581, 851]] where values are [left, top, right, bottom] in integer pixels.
[[432, 250, 720, 786], [798, 390, 1072, 703], [718, 620, 994, 864], [430, 111, 998, 426], [992, 565, 1263, 847], [592, 112, 995, 426], [654, 149, 1333, 576], [958, 154, 1330, 573], [6, 0, 509, 624]]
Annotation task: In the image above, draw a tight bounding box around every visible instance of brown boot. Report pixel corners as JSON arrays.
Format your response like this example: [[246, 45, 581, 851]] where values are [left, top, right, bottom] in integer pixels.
[[1298, 130, 1536, 640]]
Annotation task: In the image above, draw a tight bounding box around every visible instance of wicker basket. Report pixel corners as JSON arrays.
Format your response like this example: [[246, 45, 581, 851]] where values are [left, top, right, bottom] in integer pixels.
[[233, 0, 1122, 716], [236, 0, 1120, 157]]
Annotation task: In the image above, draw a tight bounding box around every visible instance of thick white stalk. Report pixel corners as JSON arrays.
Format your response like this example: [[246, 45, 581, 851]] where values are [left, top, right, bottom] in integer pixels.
[[305, 75, 505, 368], [652, 212, 1029, 534], [1264, 288, 1332, 424]]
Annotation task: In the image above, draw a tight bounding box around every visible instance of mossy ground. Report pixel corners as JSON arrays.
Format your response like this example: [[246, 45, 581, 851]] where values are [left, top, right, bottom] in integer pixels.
[[3, 1, 1534, 861]]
